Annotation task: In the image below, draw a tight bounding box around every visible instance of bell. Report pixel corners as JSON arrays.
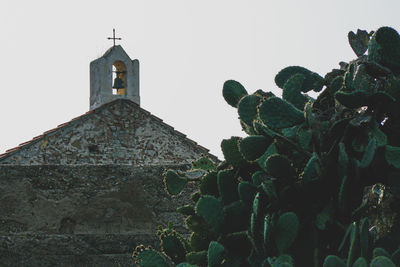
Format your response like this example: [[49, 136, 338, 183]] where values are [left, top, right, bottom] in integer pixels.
[[112, 71, 125, 89], [112, 77, 124, 89]]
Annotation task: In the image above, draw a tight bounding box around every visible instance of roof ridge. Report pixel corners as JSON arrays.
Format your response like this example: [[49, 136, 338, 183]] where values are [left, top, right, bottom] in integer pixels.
[[0, 99, 219, 162]]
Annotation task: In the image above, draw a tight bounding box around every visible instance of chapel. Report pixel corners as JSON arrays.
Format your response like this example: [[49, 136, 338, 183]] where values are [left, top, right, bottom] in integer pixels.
[[0, 34, 217, 266]]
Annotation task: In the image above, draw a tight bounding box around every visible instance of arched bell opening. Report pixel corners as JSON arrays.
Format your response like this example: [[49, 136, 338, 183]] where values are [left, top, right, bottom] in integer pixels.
[[112, 60, 127, 95]]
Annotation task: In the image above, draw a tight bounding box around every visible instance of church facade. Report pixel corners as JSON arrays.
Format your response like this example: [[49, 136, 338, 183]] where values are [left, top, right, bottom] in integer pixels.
[[0, 44, 217, 266]]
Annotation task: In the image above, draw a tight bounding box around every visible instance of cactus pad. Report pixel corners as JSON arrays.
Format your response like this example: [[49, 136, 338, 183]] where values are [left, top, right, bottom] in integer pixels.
[[177, 205, 195, 216], [265, 154, 296, 180], [282, 73, 308, 110], [334, 90, 369, 109], [200, 171, 219, 197], [348, 29, 370, 57], [274, 212, 299, 254], [192, 156, 216, 171], [239, 135, 272, 162], [223, 80, 248, 107], [208, 241, 226, 267], [275, 66, 324, 93], [370, 256, 396, 267], [238, 181, 258, 206], [259, 97, 304, 129], [385, 145, 400, 168], [360, 138, 377, 168], [196, 195, 224, 232], [238, 94, 262, 126], [161, 234, 186, 264], [134, 249, 171, 267], [368, 27, 400, 69], [352, 257, 368, 267], [221, 137, 247, 168], [322, 255, 346, 267], [164, 170, 188, 195]]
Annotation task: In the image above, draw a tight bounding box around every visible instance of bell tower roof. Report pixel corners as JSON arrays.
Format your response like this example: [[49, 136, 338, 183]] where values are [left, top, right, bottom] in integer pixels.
[[89, 44, 140, 110]]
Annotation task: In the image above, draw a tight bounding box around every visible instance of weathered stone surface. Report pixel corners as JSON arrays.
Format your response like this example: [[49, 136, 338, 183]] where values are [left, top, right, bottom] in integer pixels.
[[90, 45, 140, 109], [0, 99, 217, 165], [0, 165, 198, 266]]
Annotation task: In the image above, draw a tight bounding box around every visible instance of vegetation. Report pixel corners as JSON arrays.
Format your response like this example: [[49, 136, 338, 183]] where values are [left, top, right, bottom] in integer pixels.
[[133, 26, 400, 266]]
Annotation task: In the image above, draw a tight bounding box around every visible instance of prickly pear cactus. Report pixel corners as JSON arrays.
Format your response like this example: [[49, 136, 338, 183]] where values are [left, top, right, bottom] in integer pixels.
[[133, 26, 400, 267]]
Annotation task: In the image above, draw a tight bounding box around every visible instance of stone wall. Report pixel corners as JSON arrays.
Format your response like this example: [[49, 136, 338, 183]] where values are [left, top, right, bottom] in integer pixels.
[[0, 164, 196, 266], [0, 100, 217, 165]]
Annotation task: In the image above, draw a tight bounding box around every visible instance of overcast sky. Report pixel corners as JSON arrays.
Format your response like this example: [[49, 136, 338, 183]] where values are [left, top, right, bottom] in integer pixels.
[[0, 0, 399, 159]]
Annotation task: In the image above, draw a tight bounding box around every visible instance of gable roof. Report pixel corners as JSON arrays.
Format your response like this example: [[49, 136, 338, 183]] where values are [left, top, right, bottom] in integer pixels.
[[101, 45, 132, 61], [0, 99, 219, 164]]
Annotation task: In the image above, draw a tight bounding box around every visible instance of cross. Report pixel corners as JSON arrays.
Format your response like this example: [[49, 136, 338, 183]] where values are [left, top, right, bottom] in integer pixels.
[[107, 29, 121, 47]]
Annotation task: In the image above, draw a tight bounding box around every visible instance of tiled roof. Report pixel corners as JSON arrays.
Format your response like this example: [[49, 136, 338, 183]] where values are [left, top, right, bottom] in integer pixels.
[[0, 99, 217, 162]]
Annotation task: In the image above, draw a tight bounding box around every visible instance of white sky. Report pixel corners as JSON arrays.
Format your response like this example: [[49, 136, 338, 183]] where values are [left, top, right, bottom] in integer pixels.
[[0, 0, 399, 160]]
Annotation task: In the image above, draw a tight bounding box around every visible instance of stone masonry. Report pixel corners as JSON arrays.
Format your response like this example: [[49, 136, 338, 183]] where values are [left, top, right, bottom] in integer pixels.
[[0, 165, 197, 266], [0, 99, 218, 266], [0, 99, 217, 165]]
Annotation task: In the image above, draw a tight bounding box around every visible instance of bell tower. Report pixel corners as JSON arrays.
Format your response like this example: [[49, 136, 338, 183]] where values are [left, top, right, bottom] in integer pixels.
[[89, 31, 139, 110]]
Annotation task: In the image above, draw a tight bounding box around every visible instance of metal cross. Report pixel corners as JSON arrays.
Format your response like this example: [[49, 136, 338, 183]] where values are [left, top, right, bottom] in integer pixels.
[[107, 29, 121, 47]]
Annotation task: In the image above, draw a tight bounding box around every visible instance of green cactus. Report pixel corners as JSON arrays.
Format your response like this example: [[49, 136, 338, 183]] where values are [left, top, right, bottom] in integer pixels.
[[251, 170, 269, 186], [297, 127, 312, 151], [385, 145, 400, 168], [196, 195, 224, 232], [217, 169, 239, 205], [274, 212, 299, 254], [347, 222, 359, 267], [368, 27, 400, 69], [239, 135, 272, 162], [223, 80, 248, 107], [176, 263, 198, 267], [328, 75, 344, 94], [161, 233, 186, 264], [359, 218, 369, 258], [150, 26, 400, 267], [373, 248, 391, 259], [353, 64, 375, 93], [185, 214, 209, 234], [391, 248, 400, 266], [186, 251, 207, 266], [252, 192, 262, 217], [208, 241, 226, 267], [257, 143, 278, 171], [268, 254, 294, 267], [265, 154, 296, 180], [223, 200, 249, 233], [164, 170, 188, 195], [360, 138, 377, 168], [282, 73, 308, 110], [352, 257, 368, 267], [177, 205, 195, 216], [348, 29, 370, 57], [259, 97, 305, 129], [221, 137, 247, 168], [238, 94, 262, 126], [192, 156, 216, 171], [302, 153, 321, 182], [238, 181, 258, 206], [370, 256, 396, 267], [322, 255, 347, 267], [315, 204, 333, 230], [189, 232, 209, 252], [275, 66, 324, 93], [334, 90, 370, 109], [338, 175, 349, 213], [200, 171, 219, 197], [263, 214, 275, 248], [133, 248, 171, 267]]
